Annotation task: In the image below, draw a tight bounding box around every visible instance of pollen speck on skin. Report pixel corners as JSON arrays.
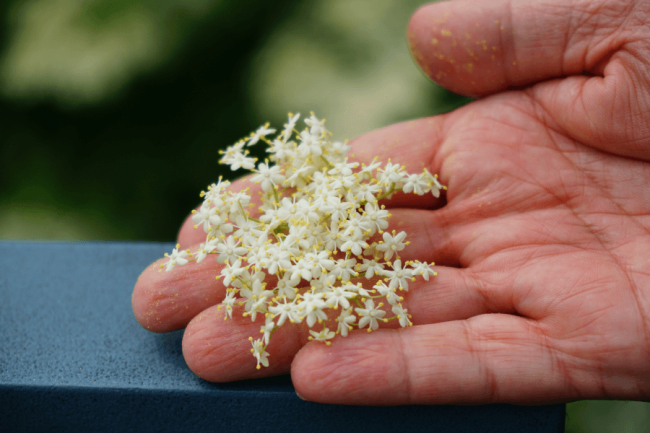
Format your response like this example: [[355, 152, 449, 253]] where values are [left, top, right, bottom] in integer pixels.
[[513, 60, 518, 66], [463, 62, 475, 73], [431, 38, 439, 45], [441, 29, 452, 37]]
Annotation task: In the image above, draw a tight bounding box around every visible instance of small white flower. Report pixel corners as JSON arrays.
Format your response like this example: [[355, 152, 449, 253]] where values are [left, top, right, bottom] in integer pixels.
[[381, 260, 414, 290], [251, 338, 269, 369], [325, 284, 357, 309], [320, 196, 353, 223], [195, 237, 219, 263], [329, 140, 350, 157], [339, 234, 369, 256], [378, 161, 405, 186], [247, 124, 276, 146], [226, 191, 251, 217], [306, 250, 335, 276], [309, 327, 335, 343], [299, 291, 327, 327], [352, 181, 382, 203], [192, 202, 223, 233], [363, 203, 389, 234], [274, 273, 299, 299], [269, 298, 301, 326], [411, 260, 437, 281], [328, 160, 358, 177], [358, 159, 382, 179], [290, 257, 314, 282], [221, 260, 245, 286], [402, 173, 428, 195], [374, 281, 399, 305], [298, 130, 323, 157], [375, 230, 407, 261], [423, 170, 443, 198], [164, 245, 189, 272], [358, 258, 383, 279], [227, 152, 257, 171], [260, 317, 275, 345], [233, 215, 262, 243], [282, 112, 300, 142], [240, 279, 274, 314], [216, 237, 248, 264], [221, 290, 237, 319], [355, 299, 386, 330], [336, 308, 356, 337], [252, 162, 285, 192], [304, 113, 327, 136], [283, 161, 311, 188], [392, 304, 411, 327], [340, 211, 371, 239], [330, 257, 358, 282]]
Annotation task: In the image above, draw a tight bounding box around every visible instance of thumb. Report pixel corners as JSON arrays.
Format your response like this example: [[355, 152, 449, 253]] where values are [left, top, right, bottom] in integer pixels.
[[408, 0, 650, 159]]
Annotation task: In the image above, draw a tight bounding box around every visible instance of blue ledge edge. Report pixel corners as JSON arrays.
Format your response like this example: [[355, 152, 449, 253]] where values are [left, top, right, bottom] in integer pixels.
[[0, 241, 565, 432]]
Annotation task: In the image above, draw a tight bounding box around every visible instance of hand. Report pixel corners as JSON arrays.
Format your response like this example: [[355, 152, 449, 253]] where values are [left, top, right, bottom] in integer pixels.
[[133, 0, 650, 404]]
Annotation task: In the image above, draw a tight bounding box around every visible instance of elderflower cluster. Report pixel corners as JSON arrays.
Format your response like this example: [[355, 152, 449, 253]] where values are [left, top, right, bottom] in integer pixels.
[[162, 112, 443, 369]]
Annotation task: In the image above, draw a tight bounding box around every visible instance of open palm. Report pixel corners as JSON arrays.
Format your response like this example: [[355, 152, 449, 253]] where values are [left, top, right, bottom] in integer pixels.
[[133, 0, 650, 404]]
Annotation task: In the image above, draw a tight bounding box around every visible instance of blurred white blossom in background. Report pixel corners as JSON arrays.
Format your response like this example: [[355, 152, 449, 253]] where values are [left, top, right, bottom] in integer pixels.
[[0, 0, 219, 104], [251, 0, 435, 139]]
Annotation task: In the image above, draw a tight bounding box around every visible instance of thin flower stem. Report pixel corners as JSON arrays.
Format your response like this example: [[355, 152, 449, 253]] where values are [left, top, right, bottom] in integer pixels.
[[235, 276, 249, 287], [239, 202, 261, 223], [375, 183, 403, 201], [272, 184, 280, 203], [320, 155, 334, 169]]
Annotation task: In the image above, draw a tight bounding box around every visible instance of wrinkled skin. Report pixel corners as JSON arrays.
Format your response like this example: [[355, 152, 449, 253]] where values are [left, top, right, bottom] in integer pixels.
[[133, 0, 650, 404]]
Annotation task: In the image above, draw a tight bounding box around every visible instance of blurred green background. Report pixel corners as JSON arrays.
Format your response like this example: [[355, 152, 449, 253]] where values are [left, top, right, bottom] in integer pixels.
[[0, 1, 647, 431]]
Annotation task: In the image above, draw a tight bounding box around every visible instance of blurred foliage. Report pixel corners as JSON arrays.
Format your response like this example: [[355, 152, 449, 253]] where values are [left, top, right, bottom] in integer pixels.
[[566, 400, 650, 433], [0, 0, 468, 242], [0, 1, 649, 431], [0, 0, 306, 240]]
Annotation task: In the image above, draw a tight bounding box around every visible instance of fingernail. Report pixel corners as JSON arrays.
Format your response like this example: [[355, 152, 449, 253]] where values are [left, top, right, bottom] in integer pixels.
[[296, 391, 307, 401]]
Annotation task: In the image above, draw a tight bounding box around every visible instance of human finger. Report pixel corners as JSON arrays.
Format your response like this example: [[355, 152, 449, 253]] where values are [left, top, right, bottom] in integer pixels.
[[182, 304, 304, 381], [132, 249, 227, 332], [291, 314, 576, 405], [408, 0, 628, 97], [408, 0, 650, 159], [136, 203, 465, 333], [181, 265, 518, 383]]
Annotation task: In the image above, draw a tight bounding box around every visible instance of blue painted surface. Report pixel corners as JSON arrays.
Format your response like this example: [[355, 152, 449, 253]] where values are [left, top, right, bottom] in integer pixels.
[[0, 241, 565, 432]]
